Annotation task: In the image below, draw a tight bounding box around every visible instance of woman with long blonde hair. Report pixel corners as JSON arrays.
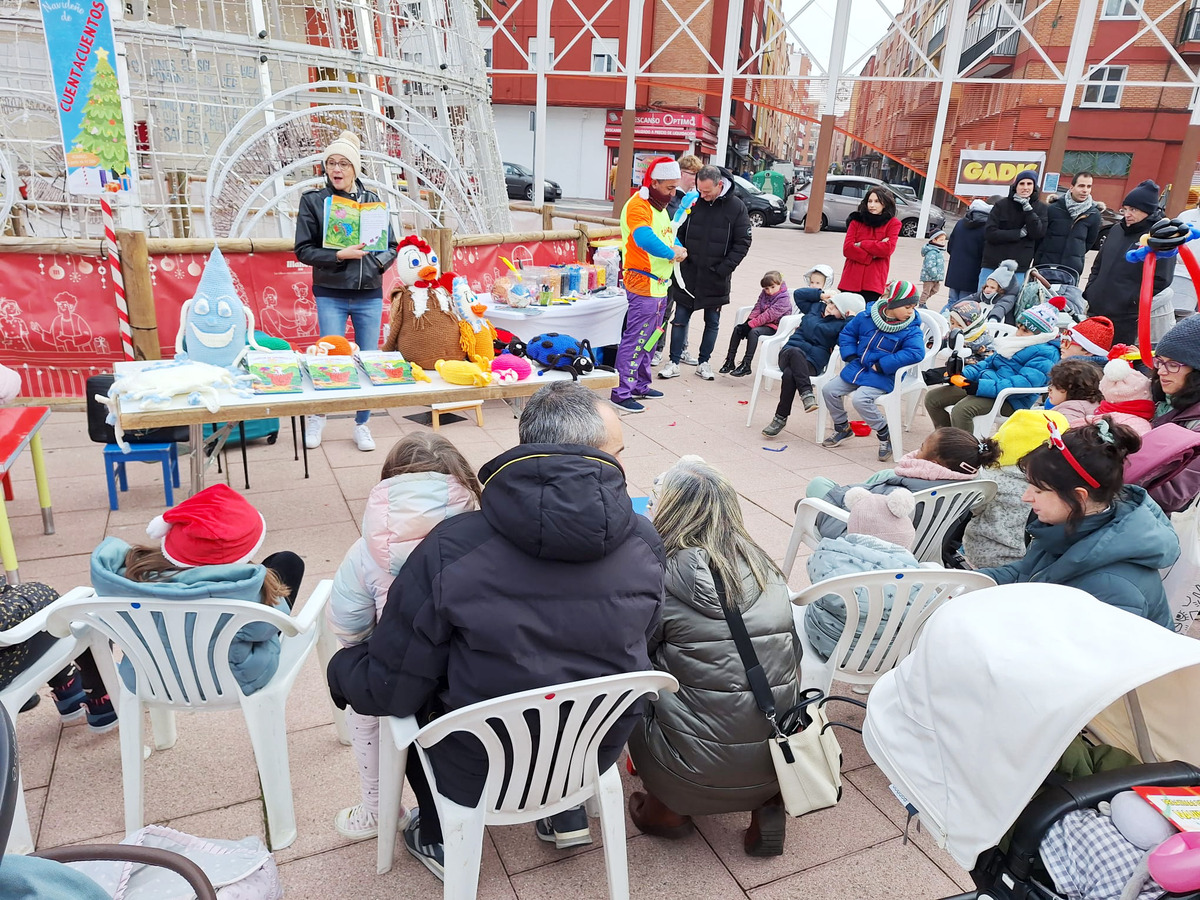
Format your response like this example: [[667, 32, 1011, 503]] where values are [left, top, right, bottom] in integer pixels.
[[629, 456, 801, 857]]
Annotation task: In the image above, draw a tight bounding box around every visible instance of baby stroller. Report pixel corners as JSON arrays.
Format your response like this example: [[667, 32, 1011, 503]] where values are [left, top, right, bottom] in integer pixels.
[[863, 584, 1200, 900], [1026, 265, 1088, 325]]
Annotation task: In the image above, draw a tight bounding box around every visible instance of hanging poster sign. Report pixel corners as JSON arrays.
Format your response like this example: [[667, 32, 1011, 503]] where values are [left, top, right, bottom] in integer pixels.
[[954, 150, 1046, 195], [39, 1, 132, 195]]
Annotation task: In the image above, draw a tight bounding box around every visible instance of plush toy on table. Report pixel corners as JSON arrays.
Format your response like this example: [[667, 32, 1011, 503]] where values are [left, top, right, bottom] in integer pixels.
[[382, 235, 464, 369], [435, 359, 491, 386], [1126, 219, 1200, 364], [174, 247, 265, 369], [306, 334, 358, 357], [451, 275, 499, 366], [490, 352, 532, 384], [510, 332, 609, 381]]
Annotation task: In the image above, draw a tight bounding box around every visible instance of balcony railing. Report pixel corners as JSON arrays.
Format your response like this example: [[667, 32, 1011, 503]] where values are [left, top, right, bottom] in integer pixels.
[[926, 26, 946, 53], [959, 28, 1019, 71], [1180, 4, 1200, 42]]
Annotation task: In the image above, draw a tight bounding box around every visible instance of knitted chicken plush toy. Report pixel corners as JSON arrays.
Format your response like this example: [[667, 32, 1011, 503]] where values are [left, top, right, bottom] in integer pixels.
[[382, 235, 465, 369]]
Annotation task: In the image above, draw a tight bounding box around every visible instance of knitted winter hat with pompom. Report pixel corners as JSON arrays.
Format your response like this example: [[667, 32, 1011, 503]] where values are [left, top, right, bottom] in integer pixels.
[[845, 487, 916, 550], [1100, 356, 1152, 405]]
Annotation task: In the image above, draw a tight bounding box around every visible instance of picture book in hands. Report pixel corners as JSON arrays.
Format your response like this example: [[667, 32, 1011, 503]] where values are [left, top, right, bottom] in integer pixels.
[[322, 195, 390, 251]]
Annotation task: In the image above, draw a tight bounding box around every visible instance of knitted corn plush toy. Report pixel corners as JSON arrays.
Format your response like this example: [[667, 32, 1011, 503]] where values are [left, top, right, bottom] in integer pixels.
[[435, 359, 491, 386], [451, 275, 498, 366]]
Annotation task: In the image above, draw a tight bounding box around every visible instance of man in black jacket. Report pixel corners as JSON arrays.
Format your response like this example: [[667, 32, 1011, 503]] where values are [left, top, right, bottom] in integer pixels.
[[294, 130, 398, 453], [980, 169, 1048, 292], [1084, 180, 1175, 345], [327, 381, 665, 880], [658, 165, 752, 382], [1036, 171, 1102, 277]]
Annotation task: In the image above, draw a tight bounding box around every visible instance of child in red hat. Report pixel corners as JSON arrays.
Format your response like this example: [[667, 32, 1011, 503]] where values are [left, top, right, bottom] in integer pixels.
[[90, 484, 304, 695]]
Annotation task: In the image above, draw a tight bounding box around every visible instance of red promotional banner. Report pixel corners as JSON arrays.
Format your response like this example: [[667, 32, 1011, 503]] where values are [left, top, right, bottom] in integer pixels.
[[0, 237, 580, 397]]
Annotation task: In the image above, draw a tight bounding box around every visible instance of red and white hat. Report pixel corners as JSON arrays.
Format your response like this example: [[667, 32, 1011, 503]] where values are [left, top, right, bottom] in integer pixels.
[[1066, 316, 1115, 357], [638, 156, 682, 199], [146, 484, 266, 568]]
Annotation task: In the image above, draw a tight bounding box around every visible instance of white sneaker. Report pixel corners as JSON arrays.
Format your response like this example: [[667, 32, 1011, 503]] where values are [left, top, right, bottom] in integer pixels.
[[353, 423, 376, 452], [658, 361, 681, 379], [651, 350, 664, 367], [304, 415, 325, 449], [696, 361, 715, 380], [681, 352, 700, 366], [334, 803, 380, 840]]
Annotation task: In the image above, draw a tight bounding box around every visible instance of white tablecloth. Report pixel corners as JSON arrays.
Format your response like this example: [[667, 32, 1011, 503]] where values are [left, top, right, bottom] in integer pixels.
[[482, 292, 629, 346]]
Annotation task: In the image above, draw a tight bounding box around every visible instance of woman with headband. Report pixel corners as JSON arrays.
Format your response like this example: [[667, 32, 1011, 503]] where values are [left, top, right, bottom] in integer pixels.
[[979, 418, 1178, 627]]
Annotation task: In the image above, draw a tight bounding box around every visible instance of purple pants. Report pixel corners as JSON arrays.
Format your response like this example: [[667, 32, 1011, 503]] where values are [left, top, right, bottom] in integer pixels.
[[612, 290, 668, 402]]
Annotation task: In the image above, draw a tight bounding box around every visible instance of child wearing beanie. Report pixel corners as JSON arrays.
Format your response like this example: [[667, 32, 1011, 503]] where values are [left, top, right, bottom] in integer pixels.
[[943, 298, 994, 364], [919, 230, 948, 308], [979, 260, 1021, 323], [1046, 357, 1103, 426], [90, 483, 305, 696], [962, 409, 1068, 569], [924, 301, 1061, 432], [803, 488, 922, 663], [1087, 355, 1154, 436]]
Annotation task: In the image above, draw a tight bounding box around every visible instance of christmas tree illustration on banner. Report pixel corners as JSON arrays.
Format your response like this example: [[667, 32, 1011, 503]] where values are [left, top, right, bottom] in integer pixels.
[[69, 48, 129, 185]]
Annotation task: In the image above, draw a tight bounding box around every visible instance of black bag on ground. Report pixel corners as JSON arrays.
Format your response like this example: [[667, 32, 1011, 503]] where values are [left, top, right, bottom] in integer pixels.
[[86, 375, 189, 446]]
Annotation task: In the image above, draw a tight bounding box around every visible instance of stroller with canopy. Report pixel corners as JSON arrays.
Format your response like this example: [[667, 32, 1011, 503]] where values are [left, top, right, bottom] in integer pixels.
[[863, 584, 1200, 900], [1016, 266, 1088, 327]]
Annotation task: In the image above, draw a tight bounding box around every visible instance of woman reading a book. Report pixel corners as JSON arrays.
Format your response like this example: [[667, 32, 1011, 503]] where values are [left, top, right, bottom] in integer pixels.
[[294, 129, 398, 453]]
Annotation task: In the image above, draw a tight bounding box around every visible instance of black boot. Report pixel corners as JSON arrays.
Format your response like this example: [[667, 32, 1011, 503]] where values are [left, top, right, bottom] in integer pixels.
[[719, 354, 737, 375], [731, 360, 753, 377]]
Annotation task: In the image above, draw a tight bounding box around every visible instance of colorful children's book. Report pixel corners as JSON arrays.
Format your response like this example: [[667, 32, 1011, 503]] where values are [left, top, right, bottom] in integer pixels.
[[322, 195, 390, 251], [305, 356, 362, 390], [245, 351, 304, 394], [1134, 786, 1200, 831], [356, 351, 428, 385]]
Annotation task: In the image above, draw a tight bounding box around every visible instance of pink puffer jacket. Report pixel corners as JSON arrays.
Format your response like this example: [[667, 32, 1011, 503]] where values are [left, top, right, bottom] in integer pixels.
[[326, 471, 477, 645]]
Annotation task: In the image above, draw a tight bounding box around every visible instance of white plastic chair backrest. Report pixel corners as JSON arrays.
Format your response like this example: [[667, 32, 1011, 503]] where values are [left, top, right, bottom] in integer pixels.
[[47, 596, 300, 708], [986, 321, 1016, 340], [792, 569, 996, 679], [916, 309, 947, 369], [909, 480, 997, 563], [414, 672, 678, 819]]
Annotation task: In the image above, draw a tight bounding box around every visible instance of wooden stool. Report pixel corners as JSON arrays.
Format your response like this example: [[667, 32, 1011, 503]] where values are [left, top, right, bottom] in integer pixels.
[[430, 400, 485, 431]]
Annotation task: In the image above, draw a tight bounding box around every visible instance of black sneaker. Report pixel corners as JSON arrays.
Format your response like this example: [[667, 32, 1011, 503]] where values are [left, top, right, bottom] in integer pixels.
[[85, 694, 118, 734], [762, 415, 787, 437], [801, 391, 818, 413], [634, 388, 665, 399], [52, 671, 87, 723], [822, 425, 855, 448], [534, 805, 593, 849], [403, 809, 445, 881]]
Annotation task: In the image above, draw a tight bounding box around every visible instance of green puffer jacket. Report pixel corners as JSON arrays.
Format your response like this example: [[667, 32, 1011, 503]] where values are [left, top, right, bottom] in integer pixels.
[[980, 486, 1179, 628], [627, 548, 801, 817]]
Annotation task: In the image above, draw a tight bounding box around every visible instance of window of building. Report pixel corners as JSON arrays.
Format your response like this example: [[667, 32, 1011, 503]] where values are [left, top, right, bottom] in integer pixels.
[[1062, 150, 1133, 179], [483, 47, 492, 68], [1101, 0, 1139, 17], [528, 37, 555, 69], [590, 38, 619, 73], [1080, 66, 1125, 107]]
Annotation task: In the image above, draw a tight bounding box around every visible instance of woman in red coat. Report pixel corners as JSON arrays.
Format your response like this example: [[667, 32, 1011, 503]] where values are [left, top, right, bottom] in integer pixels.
[[839, 188, 901, 302]]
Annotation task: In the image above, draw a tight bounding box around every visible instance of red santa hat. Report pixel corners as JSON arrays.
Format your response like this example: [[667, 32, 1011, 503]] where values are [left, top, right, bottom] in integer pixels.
[[146, 484, 267, 568], [1066, 316, 1115, 357], [638, 156, 682, 199]]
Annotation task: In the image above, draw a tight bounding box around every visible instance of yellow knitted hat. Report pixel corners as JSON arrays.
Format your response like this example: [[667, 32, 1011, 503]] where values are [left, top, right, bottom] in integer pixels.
[[995, 409, 1070, 467]]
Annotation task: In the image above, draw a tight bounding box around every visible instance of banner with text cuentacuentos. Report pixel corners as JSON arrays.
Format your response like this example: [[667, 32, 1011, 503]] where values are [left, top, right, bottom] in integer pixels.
[[39, 0, 132, 196]]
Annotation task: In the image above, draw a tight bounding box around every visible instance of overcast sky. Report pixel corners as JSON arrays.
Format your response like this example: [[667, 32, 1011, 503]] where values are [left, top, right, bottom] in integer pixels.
[[778, 0, 906, 76]]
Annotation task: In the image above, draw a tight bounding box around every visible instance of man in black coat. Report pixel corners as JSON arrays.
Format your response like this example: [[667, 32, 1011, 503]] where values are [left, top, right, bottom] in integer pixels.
[[1084, 180, 1175, 345], [980, 169, 1049, 291], [945, 197, 996, 303], [657, 165, 752, 382], [1036, 171, 1103, 278], [326, 381, 665, 880]]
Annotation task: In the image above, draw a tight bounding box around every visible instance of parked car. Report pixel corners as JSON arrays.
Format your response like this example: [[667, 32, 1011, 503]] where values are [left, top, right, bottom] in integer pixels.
[[503, 162, 563, 201], [728, 173, 788, 227], [889, 183, 918, 201], [1094, 204, 1121, 251], [789, 175, 947, 237]]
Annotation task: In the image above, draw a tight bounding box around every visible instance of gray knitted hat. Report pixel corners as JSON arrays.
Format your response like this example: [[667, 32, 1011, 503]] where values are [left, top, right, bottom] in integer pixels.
[[1156, 314, 1200, 370], [989, 259, 1019, 290]]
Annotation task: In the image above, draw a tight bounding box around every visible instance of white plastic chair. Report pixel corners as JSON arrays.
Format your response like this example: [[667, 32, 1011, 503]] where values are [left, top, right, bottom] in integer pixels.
[[985, 321, 1017, 340], [782, 479, 998, 577], [816, 309, 945, 458], [969, 385, 1050, 437], [790, 569, 996, 694], [46, 580, 333, 851], [376, 671, 679, 898], [0, 586, 109, 854], [744, 312, 804, 426]]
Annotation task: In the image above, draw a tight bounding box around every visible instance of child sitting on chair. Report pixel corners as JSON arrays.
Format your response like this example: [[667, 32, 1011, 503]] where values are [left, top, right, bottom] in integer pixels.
[[326, 433, 481, 840], [1046, 358, 1103, 426], [1086, 355, 1154, 436], [721, 270, 792, 377], [90, 484, 304, 696]]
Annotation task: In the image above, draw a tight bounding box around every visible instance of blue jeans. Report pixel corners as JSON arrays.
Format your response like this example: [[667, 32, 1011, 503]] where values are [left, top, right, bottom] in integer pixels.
[[947, 288, 971, 304], [821, 376, 889, 434], [977, 268, 1026, 293], [315, 290, 382, 426], [670, 305, 721, 364]]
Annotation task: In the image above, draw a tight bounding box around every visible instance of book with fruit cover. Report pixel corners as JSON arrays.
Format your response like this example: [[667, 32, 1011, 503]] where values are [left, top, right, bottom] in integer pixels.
[[305, 356, 362, 390], [357, 351, 426, 385], [322, 195, 389, 251], [245, 351, 304, 394]]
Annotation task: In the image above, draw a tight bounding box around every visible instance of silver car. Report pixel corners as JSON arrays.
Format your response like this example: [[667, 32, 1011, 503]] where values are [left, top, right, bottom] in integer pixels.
[[789, 175, 946, 237]]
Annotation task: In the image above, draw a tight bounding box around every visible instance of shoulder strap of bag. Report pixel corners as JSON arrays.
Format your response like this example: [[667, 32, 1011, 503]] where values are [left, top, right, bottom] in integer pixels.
[[711, 566, 778, 727]]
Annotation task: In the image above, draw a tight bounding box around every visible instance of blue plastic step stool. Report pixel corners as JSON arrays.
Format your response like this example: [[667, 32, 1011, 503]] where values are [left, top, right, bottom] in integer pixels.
[[103, 443, 180, 511]]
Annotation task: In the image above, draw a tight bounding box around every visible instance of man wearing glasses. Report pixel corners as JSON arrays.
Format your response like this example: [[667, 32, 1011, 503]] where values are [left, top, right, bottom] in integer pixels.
[[294, 130, 399, 452]]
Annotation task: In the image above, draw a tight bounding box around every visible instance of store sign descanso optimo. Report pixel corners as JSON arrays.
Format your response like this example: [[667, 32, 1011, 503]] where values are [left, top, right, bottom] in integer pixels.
[[604, 109, 715, 140], [954, 149, 1046, 195]]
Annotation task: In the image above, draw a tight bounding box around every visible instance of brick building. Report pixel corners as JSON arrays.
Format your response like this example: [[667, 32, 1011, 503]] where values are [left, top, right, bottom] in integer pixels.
[[482, 0, 781, 199], [843, 0, 1200, 210]]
